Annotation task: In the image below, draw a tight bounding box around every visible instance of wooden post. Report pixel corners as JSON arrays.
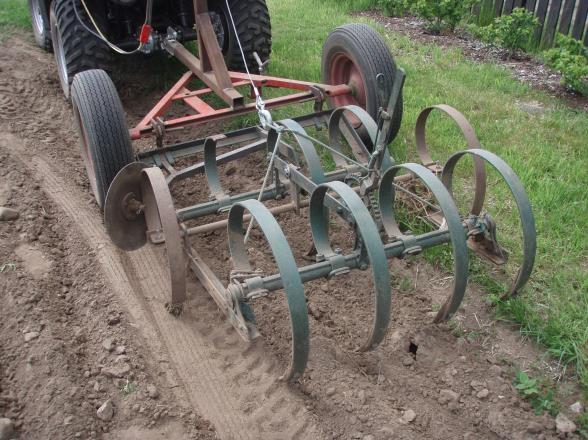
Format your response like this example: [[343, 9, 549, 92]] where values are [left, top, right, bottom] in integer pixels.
[[532, 0, 550, 48], [542, 0, 563, 48], [558, 0, 576, 36], [571, 0, 588, 41], [503, 0, 515, 14]]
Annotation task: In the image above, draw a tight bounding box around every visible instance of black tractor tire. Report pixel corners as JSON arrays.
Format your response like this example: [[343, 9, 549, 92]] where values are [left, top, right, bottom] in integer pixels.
[[29, 0, 52, 51], [50, 0, 111, 98], [211, 0, 272, 72], [322, 24, 403, 145], [71, 69, 133, 208]]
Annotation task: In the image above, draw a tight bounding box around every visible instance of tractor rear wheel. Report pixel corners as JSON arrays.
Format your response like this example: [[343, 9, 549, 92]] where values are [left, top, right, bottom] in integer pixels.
[[322, 24, 403, 145], [71, 69, 134, 208], [50, 0, 111, 98], [29, 0, 52, 51], [211, 0, 272, 72]]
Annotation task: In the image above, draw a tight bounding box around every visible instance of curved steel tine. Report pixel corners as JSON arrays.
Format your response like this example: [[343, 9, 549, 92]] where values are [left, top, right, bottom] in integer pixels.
[[203, 135, 232, 210], [277, 119, 326, 184], [227, 200, 309, 381], [415, 105, 486, 216], [379, 163, 469, 322], [329, 105, 394, 171], [141, 167, 187, 313], [267, 126, 300, 165], [442, 149, 536, 299], [310, 181, 391, 350]]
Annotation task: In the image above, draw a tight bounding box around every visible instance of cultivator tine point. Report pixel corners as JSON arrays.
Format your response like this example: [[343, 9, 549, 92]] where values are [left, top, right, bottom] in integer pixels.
[[141, 167, 187, 309]]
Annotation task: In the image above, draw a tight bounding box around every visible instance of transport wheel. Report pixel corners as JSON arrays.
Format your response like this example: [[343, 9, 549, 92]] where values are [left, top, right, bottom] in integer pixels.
[[50, 0, 111, 98], [29, 0, 52, 51], [210, 0, 272, 72], [71, 69, 133, 208], [322, 23, 403, 145]]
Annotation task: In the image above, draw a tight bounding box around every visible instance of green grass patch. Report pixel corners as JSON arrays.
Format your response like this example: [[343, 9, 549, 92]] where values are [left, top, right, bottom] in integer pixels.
[[0, 0, 30, 35]]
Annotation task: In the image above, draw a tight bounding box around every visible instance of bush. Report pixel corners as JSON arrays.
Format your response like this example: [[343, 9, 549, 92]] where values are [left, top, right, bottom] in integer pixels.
[[413, 0, 475, 33], [545, 34, 588, 95], [482, 8, 538, 54], [377, 0, 412, 17]]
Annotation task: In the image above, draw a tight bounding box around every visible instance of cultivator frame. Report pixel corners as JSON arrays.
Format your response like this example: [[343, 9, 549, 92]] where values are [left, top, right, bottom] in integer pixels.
[[74, 2, 537, 381]]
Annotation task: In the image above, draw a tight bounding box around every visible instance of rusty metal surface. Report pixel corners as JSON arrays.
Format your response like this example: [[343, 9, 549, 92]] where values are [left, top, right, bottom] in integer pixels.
[[141, 167, 187, 309], [415, 105, 487, 216], [104, 162, 149, 251]]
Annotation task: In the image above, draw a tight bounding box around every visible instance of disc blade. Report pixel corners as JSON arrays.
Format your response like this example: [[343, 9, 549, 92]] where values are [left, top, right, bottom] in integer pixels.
[[105, 162, 149, 251]]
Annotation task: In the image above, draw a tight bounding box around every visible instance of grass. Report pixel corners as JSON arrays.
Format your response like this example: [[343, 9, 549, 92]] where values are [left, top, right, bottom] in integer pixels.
[[2, 0, 587, 393], [514, 370, 559, 416], [0, 0, 30, 35]]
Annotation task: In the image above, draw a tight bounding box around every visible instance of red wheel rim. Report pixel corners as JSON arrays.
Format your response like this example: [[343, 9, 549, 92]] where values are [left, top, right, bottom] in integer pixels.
[[328, 52, 367, 110]]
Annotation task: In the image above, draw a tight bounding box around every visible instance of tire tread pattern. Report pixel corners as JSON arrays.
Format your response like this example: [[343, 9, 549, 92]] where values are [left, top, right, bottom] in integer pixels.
[[71, 69, 133, 207], [29, 0, 52, 51], [52, 0, 111, 89], [222, 0, 272, 71], [322, 23, 403, 143]]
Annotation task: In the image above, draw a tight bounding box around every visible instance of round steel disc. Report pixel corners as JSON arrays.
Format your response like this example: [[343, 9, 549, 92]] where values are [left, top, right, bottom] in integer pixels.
[[105, 162, 149, 251]]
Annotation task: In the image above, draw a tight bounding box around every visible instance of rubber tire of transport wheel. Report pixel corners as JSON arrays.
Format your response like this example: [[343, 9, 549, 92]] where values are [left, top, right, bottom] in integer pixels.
[[322, 23, 403, 146], [50, 0, 111, 98], [211, 0, 272, 72], [71, 69, 134, 209], [29, 0, 52, 51]]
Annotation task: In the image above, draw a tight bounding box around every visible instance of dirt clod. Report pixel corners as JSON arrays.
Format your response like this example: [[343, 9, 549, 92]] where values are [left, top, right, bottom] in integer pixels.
[[401, 409, 417, 424], [96, 399, 114, 421], [0, 206, 19, 221], [23, 331, 39, 342], [102, 337, 114, 352], [476, 389, 490, 399], [402, 356, 414, 366], [439, 389, 460, 405], [570, 402, 584, 414], [101, 364, 131, 378], [0, 419, 14, 440], [555, 413, 576, 434], [527, 421, 544, 434], [147, 385, 159, 400]]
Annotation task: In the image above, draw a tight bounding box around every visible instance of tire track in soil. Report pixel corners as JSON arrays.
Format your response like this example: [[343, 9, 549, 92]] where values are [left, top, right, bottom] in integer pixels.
[[0, 36, 322, 440], [3, 132, 321, 439]]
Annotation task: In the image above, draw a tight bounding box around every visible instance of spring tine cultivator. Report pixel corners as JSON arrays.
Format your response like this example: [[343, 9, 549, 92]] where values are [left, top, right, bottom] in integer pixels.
[[70, 1, 537, 381]]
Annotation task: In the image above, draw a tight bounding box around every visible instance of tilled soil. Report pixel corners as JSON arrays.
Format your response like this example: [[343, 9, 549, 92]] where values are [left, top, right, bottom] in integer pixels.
[[0, 34, 581, 439]]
